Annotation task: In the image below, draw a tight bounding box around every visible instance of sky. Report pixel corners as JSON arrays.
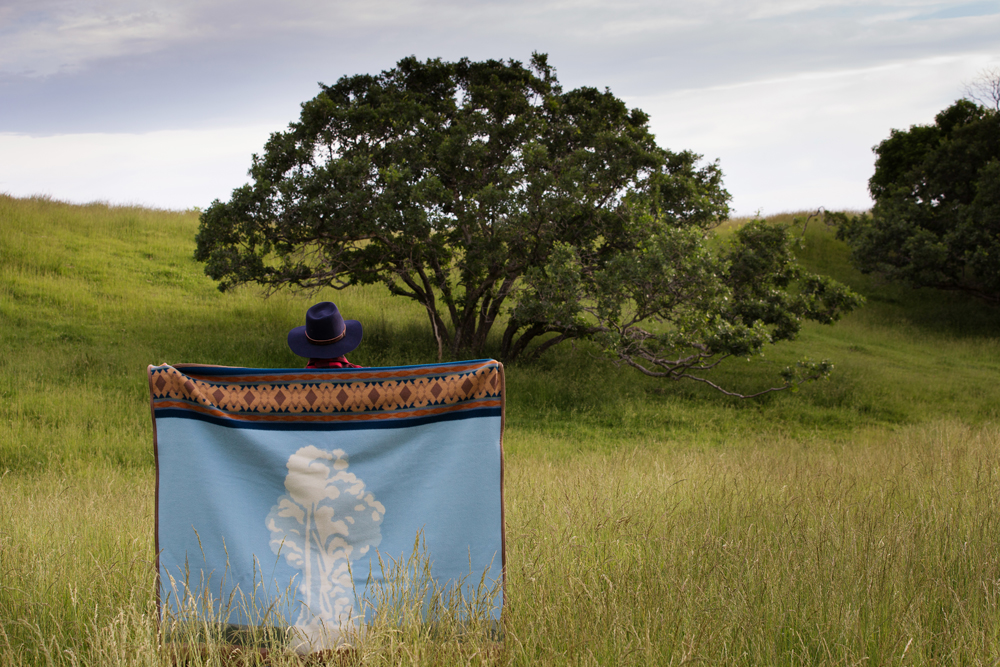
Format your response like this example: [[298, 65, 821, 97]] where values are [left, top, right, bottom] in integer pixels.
[[1, 0, 998, 216]]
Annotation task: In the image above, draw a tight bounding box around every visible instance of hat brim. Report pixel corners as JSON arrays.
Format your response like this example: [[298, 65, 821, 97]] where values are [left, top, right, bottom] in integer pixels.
[[287, 320, 363, 359]]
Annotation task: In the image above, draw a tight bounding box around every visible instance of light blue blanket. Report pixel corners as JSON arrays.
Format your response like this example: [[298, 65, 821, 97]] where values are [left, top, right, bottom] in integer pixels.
[[148, 360, 505, 651]]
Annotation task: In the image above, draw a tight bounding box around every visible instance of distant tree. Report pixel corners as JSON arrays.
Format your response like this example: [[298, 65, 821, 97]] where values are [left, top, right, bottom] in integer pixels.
[[964, 66, 1000, 112], [196, 54, 861, 396], [835, 99, 1000, 304]]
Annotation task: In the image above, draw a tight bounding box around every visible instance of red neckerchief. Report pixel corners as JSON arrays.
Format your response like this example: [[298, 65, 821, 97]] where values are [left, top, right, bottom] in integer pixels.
[[305, 356, 362, 369]]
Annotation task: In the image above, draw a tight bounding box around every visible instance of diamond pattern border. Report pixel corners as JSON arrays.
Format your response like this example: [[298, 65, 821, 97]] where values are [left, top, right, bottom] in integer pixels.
[[148, 361, 503, 418]]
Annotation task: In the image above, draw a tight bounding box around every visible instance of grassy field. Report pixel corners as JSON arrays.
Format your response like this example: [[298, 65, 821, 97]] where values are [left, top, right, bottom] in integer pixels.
[[2, 193, 1000, 665]]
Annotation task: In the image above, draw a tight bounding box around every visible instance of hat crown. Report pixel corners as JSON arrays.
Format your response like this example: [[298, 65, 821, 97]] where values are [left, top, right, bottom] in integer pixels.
[[288, 301, 362, 359], [305, 302, 345, 344]]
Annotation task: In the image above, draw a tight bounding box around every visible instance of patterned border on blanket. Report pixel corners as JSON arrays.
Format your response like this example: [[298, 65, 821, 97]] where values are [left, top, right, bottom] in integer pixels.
[[148, 359, 503, 428]]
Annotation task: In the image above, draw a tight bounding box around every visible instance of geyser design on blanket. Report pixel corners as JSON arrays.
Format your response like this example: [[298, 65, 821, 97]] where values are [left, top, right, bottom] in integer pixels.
[[266, 446, 384, 641], [148, 360, 505, 652]]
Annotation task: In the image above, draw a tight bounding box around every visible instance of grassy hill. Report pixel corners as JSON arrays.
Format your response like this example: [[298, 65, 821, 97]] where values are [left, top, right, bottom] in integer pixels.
[[3, 194, 1000, 665], [2, 194, 998, 471]]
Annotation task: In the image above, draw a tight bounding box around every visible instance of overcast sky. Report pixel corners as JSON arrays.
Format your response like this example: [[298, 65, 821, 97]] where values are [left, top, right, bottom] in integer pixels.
[[1, 0, 998, 215]]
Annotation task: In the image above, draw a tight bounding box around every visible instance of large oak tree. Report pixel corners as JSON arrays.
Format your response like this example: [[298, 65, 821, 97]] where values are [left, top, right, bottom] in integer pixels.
[[196, 54, 860, 396]]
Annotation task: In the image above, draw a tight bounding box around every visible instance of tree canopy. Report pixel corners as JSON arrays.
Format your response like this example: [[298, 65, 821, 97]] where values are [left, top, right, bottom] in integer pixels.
[[835, 97, 1000, 304], [196, 54, 860, 396]]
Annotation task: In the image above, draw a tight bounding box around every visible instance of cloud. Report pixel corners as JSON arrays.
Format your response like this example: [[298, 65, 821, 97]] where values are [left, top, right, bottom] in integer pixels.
[[0, 125, 274, 209], [0, 1, 196, 76], [913, 1, 1000, 19], [636, 53, 998, 214], [3, 0, 997, 137], [4, 0, 996, 86], [1, 0, 997, 214]]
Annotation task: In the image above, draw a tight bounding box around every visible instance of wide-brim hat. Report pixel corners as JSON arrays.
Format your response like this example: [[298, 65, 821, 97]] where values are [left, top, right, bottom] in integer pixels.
[[287, 302, 363, 359]]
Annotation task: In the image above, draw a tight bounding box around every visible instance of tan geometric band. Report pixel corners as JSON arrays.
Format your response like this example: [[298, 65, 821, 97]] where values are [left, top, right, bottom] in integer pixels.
[[148, 362, 502, 416]]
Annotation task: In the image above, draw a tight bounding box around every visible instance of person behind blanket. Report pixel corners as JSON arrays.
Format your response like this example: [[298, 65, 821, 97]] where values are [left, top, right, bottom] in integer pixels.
[[287, 302, 364, 369]]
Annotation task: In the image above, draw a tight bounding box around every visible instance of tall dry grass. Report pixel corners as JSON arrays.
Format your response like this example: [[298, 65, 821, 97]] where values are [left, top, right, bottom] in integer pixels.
[[4, 422, 1000, 665]]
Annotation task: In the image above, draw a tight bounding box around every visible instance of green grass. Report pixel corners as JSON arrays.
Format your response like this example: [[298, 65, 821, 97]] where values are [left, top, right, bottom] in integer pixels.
[[2, 194, 1000, 664], [6, 426, 1000, 665], [505, 424, 1000, 664]]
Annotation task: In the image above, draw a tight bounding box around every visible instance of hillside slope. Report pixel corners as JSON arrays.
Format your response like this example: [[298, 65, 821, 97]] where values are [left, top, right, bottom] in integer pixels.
[[2, 195, 998, 471]]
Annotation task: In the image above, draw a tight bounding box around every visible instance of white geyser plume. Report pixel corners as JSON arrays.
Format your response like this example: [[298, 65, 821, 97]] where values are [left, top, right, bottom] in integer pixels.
[[266, 446, 385, 652]]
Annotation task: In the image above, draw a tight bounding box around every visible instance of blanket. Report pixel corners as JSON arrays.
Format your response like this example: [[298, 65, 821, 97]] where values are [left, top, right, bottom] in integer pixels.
[[147, 360, 505, 651]]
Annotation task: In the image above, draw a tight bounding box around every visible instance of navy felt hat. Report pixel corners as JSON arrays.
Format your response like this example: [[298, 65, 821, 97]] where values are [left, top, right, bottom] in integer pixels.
[[287, 302, 363, 359]]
